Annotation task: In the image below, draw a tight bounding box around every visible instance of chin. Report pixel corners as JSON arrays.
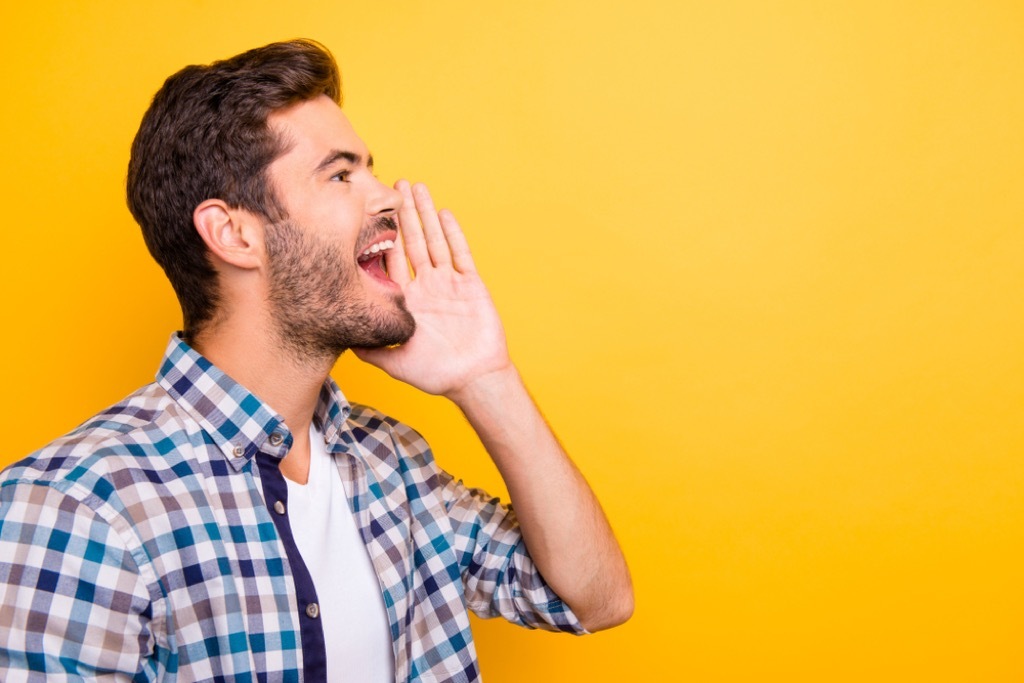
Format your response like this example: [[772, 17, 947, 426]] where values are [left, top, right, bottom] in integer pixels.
[[326, 302, 417, 354]]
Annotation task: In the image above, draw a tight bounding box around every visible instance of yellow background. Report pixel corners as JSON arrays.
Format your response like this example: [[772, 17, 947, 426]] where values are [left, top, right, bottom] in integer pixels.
[[2, 2, 1022, 680]]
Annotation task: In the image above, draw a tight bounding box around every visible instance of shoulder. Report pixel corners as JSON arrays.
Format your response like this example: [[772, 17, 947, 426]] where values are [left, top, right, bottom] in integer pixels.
[[1, 381, 196, 505], [347, 402, 431, 458], [344, 403, 452, 498]]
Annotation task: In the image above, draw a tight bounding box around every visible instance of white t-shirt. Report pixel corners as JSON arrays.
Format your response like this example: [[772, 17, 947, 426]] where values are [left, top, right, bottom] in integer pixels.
[[284, 424, 394, 683]]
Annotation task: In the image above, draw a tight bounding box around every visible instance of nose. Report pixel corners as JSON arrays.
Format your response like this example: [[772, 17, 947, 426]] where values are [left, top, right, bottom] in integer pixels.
[[367, 174, 403, 216]]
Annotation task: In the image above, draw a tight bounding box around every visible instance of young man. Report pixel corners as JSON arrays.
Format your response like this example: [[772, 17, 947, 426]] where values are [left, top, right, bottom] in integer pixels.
[[0, 40, 631, 682]]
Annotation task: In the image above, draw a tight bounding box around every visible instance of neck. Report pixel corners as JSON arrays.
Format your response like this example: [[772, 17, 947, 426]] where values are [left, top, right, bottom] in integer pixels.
[[190, 314, 337, 485]]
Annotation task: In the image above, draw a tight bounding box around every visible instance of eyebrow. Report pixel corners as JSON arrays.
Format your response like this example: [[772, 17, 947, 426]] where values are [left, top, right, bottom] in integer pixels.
[[314, 150, 375, 175]]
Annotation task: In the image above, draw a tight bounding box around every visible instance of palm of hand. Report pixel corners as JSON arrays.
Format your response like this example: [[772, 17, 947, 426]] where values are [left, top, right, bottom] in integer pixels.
[[352, 181, 512, 398]]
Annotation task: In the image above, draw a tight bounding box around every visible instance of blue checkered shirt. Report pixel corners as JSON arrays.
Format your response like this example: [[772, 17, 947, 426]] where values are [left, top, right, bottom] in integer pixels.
[[0, 335, 583, 682]]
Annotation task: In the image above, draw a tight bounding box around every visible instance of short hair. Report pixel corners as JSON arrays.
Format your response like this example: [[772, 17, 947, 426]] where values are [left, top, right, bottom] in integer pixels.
[[126, 39, 341, 335]]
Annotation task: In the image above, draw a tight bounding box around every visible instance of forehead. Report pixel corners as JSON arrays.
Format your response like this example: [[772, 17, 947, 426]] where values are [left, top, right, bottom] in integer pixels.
[[268, 94, 368, 169]]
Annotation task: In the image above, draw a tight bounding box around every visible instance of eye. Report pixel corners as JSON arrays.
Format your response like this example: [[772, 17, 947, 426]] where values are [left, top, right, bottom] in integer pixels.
[[330, 170, 351, 182]]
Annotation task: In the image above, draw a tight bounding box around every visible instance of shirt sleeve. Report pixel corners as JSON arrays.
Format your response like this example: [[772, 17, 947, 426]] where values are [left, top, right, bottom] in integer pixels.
[[0, 481, 158, 681], [438, 472, 588, 635]]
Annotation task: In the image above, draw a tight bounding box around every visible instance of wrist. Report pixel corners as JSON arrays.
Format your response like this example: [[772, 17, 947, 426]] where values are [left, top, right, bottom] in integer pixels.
[[445, 363, 523, 412]]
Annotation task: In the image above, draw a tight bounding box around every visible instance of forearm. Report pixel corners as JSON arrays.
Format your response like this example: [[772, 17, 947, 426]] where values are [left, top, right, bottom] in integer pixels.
[[448, 366, 633, 632]]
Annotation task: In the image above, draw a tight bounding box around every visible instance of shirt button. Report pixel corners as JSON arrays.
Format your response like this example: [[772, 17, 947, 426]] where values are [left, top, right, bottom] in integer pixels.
[[268, 432, 284, 447], [323, 434, 330, 445], [232, 446, 245, 458], [305, 603, 320, 619], [273, 500, 286, 515]]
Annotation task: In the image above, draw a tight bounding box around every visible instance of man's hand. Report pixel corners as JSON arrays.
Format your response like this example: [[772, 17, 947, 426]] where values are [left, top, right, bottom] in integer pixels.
[[353, 181, 513, 401]]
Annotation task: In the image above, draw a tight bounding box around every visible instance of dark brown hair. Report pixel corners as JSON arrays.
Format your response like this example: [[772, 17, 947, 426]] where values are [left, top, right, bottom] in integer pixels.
[[126, 39, 341, 335]]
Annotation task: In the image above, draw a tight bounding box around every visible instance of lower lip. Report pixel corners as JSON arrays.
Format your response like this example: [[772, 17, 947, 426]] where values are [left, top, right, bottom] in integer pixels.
[[359, 254, 399, 289]]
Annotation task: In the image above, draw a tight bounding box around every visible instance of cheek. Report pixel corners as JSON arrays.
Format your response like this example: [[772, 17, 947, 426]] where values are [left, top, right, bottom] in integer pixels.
[[312, 203, 366, 245], [303, 242, 358, 294]]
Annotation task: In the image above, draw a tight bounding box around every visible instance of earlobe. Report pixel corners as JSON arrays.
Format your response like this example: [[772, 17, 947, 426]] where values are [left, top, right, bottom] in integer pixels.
[[193, 200, 262, 270]]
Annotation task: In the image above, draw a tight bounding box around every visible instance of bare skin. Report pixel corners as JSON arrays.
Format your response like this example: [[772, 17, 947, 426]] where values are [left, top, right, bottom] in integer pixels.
[[190, 95, 633, 632]]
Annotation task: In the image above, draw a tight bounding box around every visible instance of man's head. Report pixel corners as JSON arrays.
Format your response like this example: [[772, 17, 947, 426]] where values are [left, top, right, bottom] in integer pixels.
[[127, 39, 342, 337]]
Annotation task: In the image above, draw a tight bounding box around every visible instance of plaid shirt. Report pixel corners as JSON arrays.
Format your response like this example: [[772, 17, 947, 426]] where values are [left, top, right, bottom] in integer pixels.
[[0, 335, 583, 682]]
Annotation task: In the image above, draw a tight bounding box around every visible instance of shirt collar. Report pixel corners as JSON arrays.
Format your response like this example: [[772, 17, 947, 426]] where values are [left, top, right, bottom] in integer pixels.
[[156, 333, 353, 470], [314, 376, 352, 446]]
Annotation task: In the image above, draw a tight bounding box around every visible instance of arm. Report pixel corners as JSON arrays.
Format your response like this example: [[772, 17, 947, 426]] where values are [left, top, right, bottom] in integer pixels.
[[448, 367, 634, 632], [0, 481, 156, 679], [438, 471, 585, 632], [354, 181, 633, 631]]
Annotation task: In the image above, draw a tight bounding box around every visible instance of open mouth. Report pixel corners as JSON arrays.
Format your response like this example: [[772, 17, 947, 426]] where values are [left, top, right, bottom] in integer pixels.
[[357, 238, 396, 283]]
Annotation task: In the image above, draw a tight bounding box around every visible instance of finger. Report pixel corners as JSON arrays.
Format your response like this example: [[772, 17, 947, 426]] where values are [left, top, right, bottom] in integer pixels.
[[383, 227, 412, 287], [438, 209, 476, 274], [412, 183, 452, 268], [395, 179, 430, 270]]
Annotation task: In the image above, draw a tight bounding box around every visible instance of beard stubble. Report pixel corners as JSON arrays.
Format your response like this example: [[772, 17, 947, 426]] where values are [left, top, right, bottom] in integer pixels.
[[264, 215, 416, 362]]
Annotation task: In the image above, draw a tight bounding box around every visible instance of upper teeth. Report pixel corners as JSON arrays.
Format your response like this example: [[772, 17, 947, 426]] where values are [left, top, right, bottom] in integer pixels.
[[361, 239, 395, 258]]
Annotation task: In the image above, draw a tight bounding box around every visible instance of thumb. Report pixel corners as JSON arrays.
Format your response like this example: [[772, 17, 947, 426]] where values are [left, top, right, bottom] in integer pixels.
[[351, 346, 389, 367]]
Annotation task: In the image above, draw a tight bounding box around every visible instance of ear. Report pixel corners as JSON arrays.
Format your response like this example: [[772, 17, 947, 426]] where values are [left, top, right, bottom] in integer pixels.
[[193, 199, 263, 270]]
